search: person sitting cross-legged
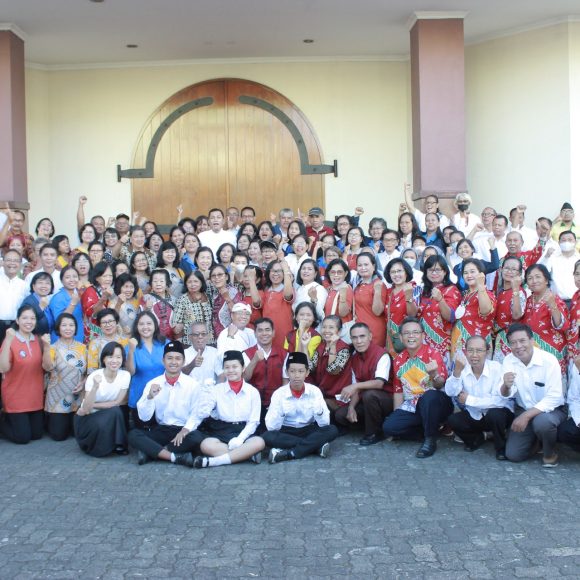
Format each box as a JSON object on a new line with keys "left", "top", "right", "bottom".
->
{"left": 382, "top": 317, "right": 452, "bottom": 458}
{"left": 128, "top": 341, "right": 206, "bottom": 467}
{"left": 557, "top": 355, "right": 580, "bottom": 454}
{"left": 444, "top": 335, "right": 514, "bottom": 460}
{"left": 192, "top": 350, "right": 265, "bottom": 468}
{"left": 263, "top": 351, "right": 339, "bottom": 464}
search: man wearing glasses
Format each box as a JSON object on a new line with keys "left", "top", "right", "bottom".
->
{"left": 382, "top": 317, "right": 451, "bottom": 458}
{"left": 183, "top": 321, "right": 222, "bottom": 385}
{"left": 445, "top": 335, "right": 514, "bottom": 460}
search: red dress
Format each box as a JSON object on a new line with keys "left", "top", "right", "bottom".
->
{"left": 566, "top": 289, "right": 580, "bottom": 361}
{"left": 385, "top": 283, "right": 417, "bottom": 358}
{"left": 324, "top": 285, "right": 354, "bottom": 323}
{"left": 493, "top": 289, "right": 526, "bottom": 361}
{"left": 354, "top": 280, "right": 388, "bottom": 346}
{"left": 242, "top": 290, "right": 265, "bottom": 329}
{"left": 418, "top": 284, "right": 462, "bottom": 365}
{"left": 311, "top": 339, "right": 352, "bottom": 398}
{"left": 523, "top": 294, "right": 569, "bottom": 376}
{"left": 81, "top": 285, "right": 110, "bottom": 343}
{"left": 262, "top": 287, "right": 295, "bottom": 350}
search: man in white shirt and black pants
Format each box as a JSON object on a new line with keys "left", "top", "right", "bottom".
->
{"left": 445, "top": 336, "right": 514, "bottom": 460}
{"left": 500, "top": 323, "right": 566, "bottom": 468}
{"left": 557, "top": 359, "right": 580, "bottom": 454}
{"left": 129, "top": 341, "right": 205, "bottom": 467}
{"left": 263, "top": 351, "right": 338, "bottom": 463}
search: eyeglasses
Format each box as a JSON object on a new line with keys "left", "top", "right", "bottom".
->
{"left": 481, "top": 212, "right": 496, "bottom": 217}
{"left": 101, "top": 319, "right": 116, "bottom": 326}
{"left": 466, "top": 348, "right": 486, "bottom": 355}
{"left": 429, "top": 268, "right": 444, "bottom": 273}
{"left": 211, "top": 273, "right": 226, "bottom": 279}
{"left": 502, "top": 266, "right": 520, "bottom": 272}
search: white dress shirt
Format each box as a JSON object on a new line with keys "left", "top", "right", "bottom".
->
{"left": 197, "top": 229, "right": 237, "bottom": 259}
{"left": 566, "top": 365, "right": 580, "bottom": 426}
{"left": 137, "top": 372, "right": 204, "bottom": 431}
{"left": 293, "top": 282, "right": 328, "bottom": 321}
{"left": 216, "top": 326, "right": 257, "bottom": 355}
{"left": 413, "top": 208, "right": 450, "bottom": 232}
{"left": 499, "top": 348, "right": 565, "bottom": 413}
{"left": 0, "top": 272, "right": 27, "bottom": 320}
{"left": 191, "top": 380, "right": 261, "bottom": 442}
{"left": 265, "top": 383, "right": 329, "bottom": 430}
{"left": 184, "top": 345, "right": 222, "bottom": 385}
{"left": 284, "top": 253, "right": 309, "bottom": 279}
{"left": 445, "top": 360, "right": 513, "bottom": 420}
{"left": 376, "top": 249, "right": 401, "bottom": 272}
{"left": 452, "top": 212, "right": 482, "bottom": 237}
{"left": 540, "top": 251, "right": 580, "bottom": 300}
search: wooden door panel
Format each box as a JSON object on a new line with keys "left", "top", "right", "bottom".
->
{"left": 131, "top": 78, "right": 325, "bottom": 227}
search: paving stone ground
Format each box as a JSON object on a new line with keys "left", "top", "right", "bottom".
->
{"left": 0, "top": 432, "right": 579, "bottom": 579}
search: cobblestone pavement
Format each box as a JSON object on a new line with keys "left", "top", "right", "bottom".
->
{"left": 1, "top": 432, "right": 579, "bottom": 579}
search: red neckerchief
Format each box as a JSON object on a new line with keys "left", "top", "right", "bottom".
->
{"left": 165, "top": 373, "right": 179, "bottom": 386}
{"left": 229, "top": 379, "right": 244, "bottom": 394}
{"left": 290, "top": 387, "right": 305, "bottom": 398}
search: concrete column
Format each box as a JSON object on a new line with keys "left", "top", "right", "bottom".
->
{"left": 0, "top": 28, "right": 28, "bottom": 212}
{"left": 410, "top": 13, "right": 466, "bottom": 206}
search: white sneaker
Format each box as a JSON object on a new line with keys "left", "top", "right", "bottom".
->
{"left": 319, "top": 442, "right": 331, "bottom": 458}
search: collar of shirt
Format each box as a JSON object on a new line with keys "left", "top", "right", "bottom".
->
{"left": 283, "top": 383, "right": 314, "bottom": 399}
{"left": 463, "top": 361, "right": 491, "bottom": 380}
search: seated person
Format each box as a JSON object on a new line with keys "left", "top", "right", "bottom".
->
{"left": 74, "top": 342, "right": 130, "bottom": 457}
{"left": 500, "top": 323, "right": 566, "bottom": 467}
{"left": 191, "top": 350, "right": 265, "bottom": 468}
{"left": 334, "top": 323, "right": 393, "bottom": 446}
{"left": 128, "top": 340, "right": 206, "bottom": 467}
{"left": 444, "top": 336, "right": 514, "bottom": 460}
{"left": 557, "top": 355, "right": 580, "bottom": 454}
{"left": 263, "top": 351, "right": 338, "bottom": 463}
{"left": 216, "top": 302, "right": 257, "bottom": 354}
{"left": 383, "top": 317, "right": 451, "bottom": 458}
{"left": 182, "top": 321, "right": 222, "bottom": 385}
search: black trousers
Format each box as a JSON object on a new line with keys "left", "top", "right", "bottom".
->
{"left": 557, "top": 417, "right": 580, "bottom": 452}
{"left": 447, "top": 408, "right": 514, "bottom": 452}
{"left": 383, "top": 390, "right": 454, "bottom": 439}
{"left": 334, "top": 390, "right": 393, "bottom": 436}
{"left": 1, "top": 410, "right": 44, "bottom": 444}
{"left": 128, "top": 424, "right": 204, "bottom": 459}
{"left": 46, "top": 413, "right": 75, "bottom": 441}
{"left": 262, "top": 423, "right": 339, "bottom": 459}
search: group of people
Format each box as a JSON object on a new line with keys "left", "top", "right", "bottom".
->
{"left": 1, "top": 186, "right": 580, "bottom": 469}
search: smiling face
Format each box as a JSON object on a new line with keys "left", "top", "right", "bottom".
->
{"left": 136, "top": 314, "right": 155, "bottom": 339}
{"left": 209, "top": 210, "right": 224, "bottom": 232}
{"left": 356, "top": 255, "right": 374, "bottom": 280}
{"left": 33, "top": 276, "right": 52, "bottom": 297}
{"left": 189, "top": 322, "right": 209, "bottom": 350}
{"left": 327, "top": 263, "right": 347, "bottom": 287}
{"left": 196, "top": 250, "right": 213, "bottom": 271}
{"left": 17, "top": 309, "right": 37, "bottom": 334}
{"left": 131, "top": 230, "right": 146, "bottom": 249}
{"left": 321, "top": 318, "right": 340, "bottom": 342}
{"left": 132, "top": 253, "right": 149, "bottom": 272}
{"left": 162, "top": 248, "right": 177, "bottom": 267}
{"left": 507, "top": 330, "right": 534, "bottom": 365}
{"left": 506, "top": 232, "right": 523, "bottom": 254}
{"left": 151, "top": 272, "right": 168, "bottom": 294}
{"left": 299, "top": 262, "right": 316, "bottom": 285}
{"left": 457, "top": 241, "right": 473, "bottom": 259}
{"left": 336, "top": 217, "right": 351, "bottom": 236}
{"left": 388, "top": 262, "right": 407, "bottom": 286}
{"left": 184, "top": 235, "right": 199, "bottom": 254}
{"left": 255, "top": 320, "right": 274, "bottom": 347}
{"left": 73, "top": 255, "right": 90, "bottom": 276}
{"left": 171, "top": 229, "right": 184, "bottom": 248}
{"left": 62, "top": 268, "right": 79, "bottom": 291}
{"left": 295, "top": 306, "right": 315, "bottom": 329}
{"left": 399, "top": 215, "right": 413, "bottom": 235}
{"left": 37, "top": 219, "right": 54, "bottom": 238}
{"left": 400, "top": 321, "right": 423, "bottom": 351}
{"left": 525, "top": 267, "right": 549, "bottom": 295}
{"left": 424, "top": 213, "right": 439, "bottom": 233}
{"left": 465, "top": 336, "right": 487, "bottom": 370}
{"left": 96, "top": 267, "right": 114, "bottom": 289}
{"left": 462, "top": 263, "right": 482, "bottom": 289}
{"left": 99, "top": 314, "right": 118, "bottom": 337}
{"left": 185, "top": 274, "right": 202, "bottom": 294}
{"left": 223, "top": 359, "right": 243, "bottom": 381}
{"left": 426, "top": 262, "right": 445, "bottom": 286}
{"left": 163, "top": 351, "right": 184, "bottom": 376}
{"left": 119, "top": 281, "right": 135, "bottom": 300}
{"left": 58, "top": 317, "right": 77, "bottom": 340}
{"left": 210, "top": 267, "right": 228, "bottom": 289}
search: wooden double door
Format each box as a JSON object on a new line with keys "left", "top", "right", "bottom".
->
{"left": 131, "top": 78, "right": 325, "bottom": 225}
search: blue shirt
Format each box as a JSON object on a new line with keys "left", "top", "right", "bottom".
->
{"left": 126, "top": 340, "right": 168, "bottom": 408}
{"left": 22, "top": 293, "right": 54, "bottom": 337}
{"left": 180, "top": 254, "right": 197, "bottom": 276}
{"left": 48, "top": 288, "right": 84, "bottom": 343}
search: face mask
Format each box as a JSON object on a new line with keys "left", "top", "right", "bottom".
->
{"left": 560, "top": 241, "right": 575, "bottom": 253}
{"left": 404, "top": 258, "right": 416, "bottom": 269}
{"left": 235, "top": 264, "right": 246, "bottom": 274}
{"left": 457, "top": 203, "right": 469, "bottom": 212}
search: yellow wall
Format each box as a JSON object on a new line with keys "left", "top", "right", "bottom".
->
{"left": 25, "top": 60, "right": 410, "bottom": 239}
{"left": 465, "top": 23, "right": 572, "bottom": 223}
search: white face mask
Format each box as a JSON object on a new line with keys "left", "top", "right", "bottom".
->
{"left": 560, "top": 241, "right": 575, "bottom": 253}
{"left": 404, "top": 258, "right": 416, "bottom": 269}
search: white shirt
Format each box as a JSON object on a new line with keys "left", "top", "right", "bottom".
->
{"left": 376, "top": 249, "right": 400, "bottom": 272}
{"left": 413, "top": 208, "right": 450, "bottom": 232}
{"left": 216, "top": 326, "right": 257, "bottom": 355}
{"left": 137, "top": 372, "right": 203, "bottom": 431}
{"left": 183, "top": 345, "right": 222, "bottom": 385}
{"left": 293, "top": 282, "right": 328, "bottom": 321}
{"left": 284, "top": 253, "right": 309, "bottom": 279}
{"left": 452, "top": 212, "right": 482, "bottom": 237}
{"left": 500, "top": 348, "right": 565, "bottom": 413}
{"left": 566, "top": 365, "right": 580, "bottom": 426}
{"left": 24, "top": 268, "right": 63, "bottom": 295}
{"left": 85, "top": 369, "right": 130, "bottom": 411}
{"left": 191, "top": 380, "right": 261, "bottom": 442}
{"left": 265, "top": 383, "right": 329, "bottom": 430}
{"left": 445, "top": 360, "right": 513, "bottom": 420}
{"left": 540, "top": 251, "right": 580, "bottom": 300}
{"left": 198, "top": 229, "right": 237, "bottom": 259}
{"left": 0, "top": 272, "right": 27, "bottom": 320}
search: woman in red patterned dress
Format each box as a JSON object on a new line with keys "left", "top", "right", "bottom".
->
{"left": 450, "top": 259, "right": 496, "bottom": 358}
{"left": 566, "top": 259, "right": 580, "bottom": 365}
{"left": 418, "top": 255, "right": 462, "bottom": 370}
{"left": 383, "top": 258, "right": 418, "bottom": 358}
{"left": 523, "top": 263, "right": 570, "bottom": 379}
{"left": 493, "top": 256, "right": 526, "bottom": 362}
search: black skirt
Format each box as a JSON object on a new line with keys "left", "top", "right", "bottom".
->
{"left": 74, "top": 407, "right": 128, "bottom": 457}
{"left": 200, "top": 417, "right": 245, "bottom": 443}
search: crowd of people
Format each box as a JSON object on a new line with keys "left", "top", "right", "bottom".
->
{"left": 1, "top": 186, "right": 580, "bottom": 469}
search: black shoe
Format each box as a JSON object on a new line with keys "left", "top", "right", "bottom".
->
{"left": 495, "top": 449, "right": 507, "bottom": 461}
{"left": 193, "top": 456, "right": 209, "bottom": 469}
{"left": 464, "top": 434, "right": 485, "bottom": 452}
{"left": 268, "top": 448, "right": 291, "bottom": 464}
{"left": 416, "top": 437, "right": 437, "bottom": 458}
{"left": 114, "top": 446, "right": 129, "bottom": 455}
{"left": 137, "top": 450, "right": 152, "bottom": 465}
{"left": 359, "top": 433, "right": 385, "bottom": 446}
{"left": 173, "top": 452, "right": 194, "bottom": 468}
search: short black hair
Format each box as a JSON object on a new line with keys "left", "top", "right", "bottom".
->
{"left": 506, "top": 322, "right": 533, "bottom": 341}
{"left": 100, "top": 341, "right": 126, "bottom": 368}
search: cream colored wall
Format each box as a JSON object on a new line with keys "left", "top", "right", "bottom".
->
{"left": 568, "top": 22, "right": 580, "bottom": 211}
{"left": 25, "top": 60, "right": 409, "bottom": 239}
{"left": 466, "top": 23, "right": 572, "bottom": 225}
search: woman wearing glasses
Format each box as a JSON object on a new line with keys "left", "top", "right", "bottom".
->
{"left": 206, "top": 264, "right": 242, "bottom": 339}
